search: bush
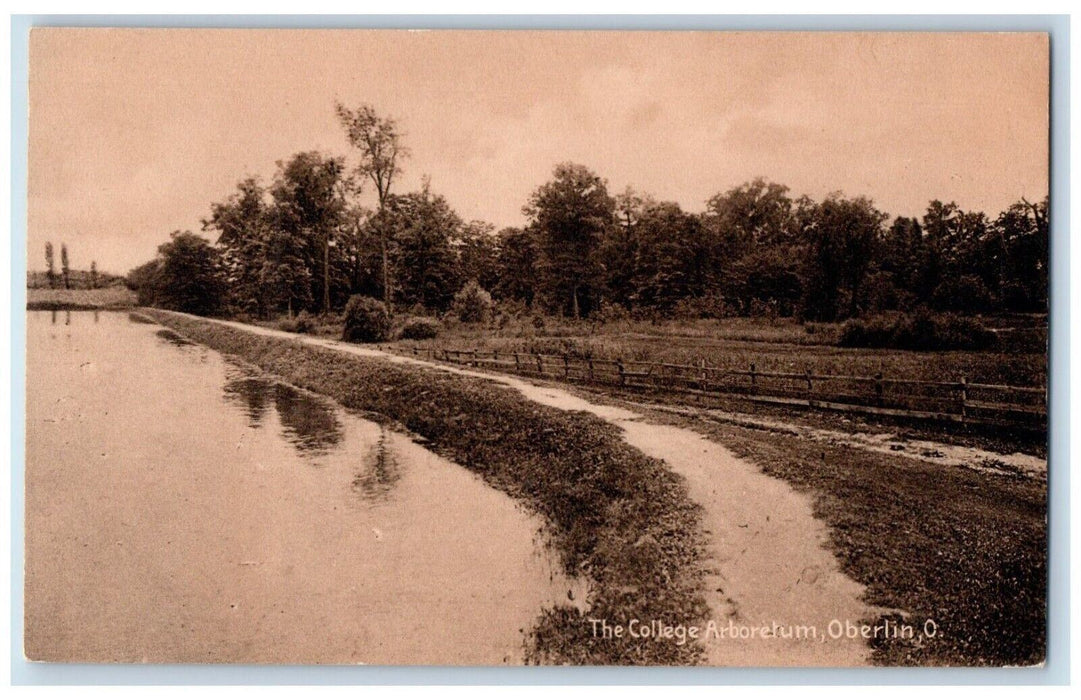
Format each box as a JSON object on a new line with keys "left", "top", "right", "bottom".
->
{"left": 399, "top": 316, "right": 441, "bottom": 340}
{"left": 839, "top": 311, "right": 997, "bottom": 351}
{"left": 342, "top": 295, "right": 391, "bottom": 343}
{"left": 277, "top": 310, "right": 316, "bottom": 334}
{"left": 452, "top": 280, "right": 493, "bottom": 323}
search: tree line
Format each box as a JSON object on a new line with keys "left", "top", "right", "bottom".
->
{"left": 128, "top": 103, "right": 1048, "bottom": 322}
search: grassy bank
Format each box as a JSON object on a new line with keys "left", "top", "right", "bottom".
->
{"left": 617, "top": 400, "right": 1047, "bottom": 667}
{"left": 26, "top": 286, "right": 136, "bottom": 310}
{"left": 143, "top": 309, "right": 709, "bottom": 665}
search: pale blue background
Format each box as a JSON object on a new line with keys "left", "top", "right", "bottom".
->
{"left": 9, "top": 13, "right": 1071, "bottom": 685}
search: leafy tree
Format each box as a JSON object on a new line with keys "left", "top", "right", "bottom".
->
{"left": 383, "top": 186, "right": 462, "bottom": 311}
{"left": 204, "top": 177, "right": 271, "bottom": 316}
{"left": 704, "top": 178, "right": 795, "bottom": 263}
{"left": 336, "top": 102, "right": 410, "bottom": 311}
{"left": 153, "top": 231, "right": 225, "bottom": 315}
{"left": 991, "top": 197, "right": 1048, "bottom": 311}
{"left": 493, "top": 226, "right": 539, "bottom": 305}
{"left": 602, "top": 187, "right": 652, "bottom": 307}
{"left": 799, "top": 194, "right": 886, "bottom": 321}
{"left": 524, "top": 163, "right": 615, "bottom": 317}
{"left": 456, "top": 220, "right": 501, "bottom": 293}
{"left": 126, "top": 259, "right": 163, "bottom": 306}
{"left": 630, "top": 201, "right": 710, "bottom": 309}
{"left": 269, "top": 151, "right": 349, "bottom": 314}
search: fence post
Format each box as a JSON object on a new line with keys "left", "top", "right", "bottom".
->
{"left": 750, "top": 362, "right": 757, "bottom": 395}
{"left": 617, "top": 358, "right": 626, "bottom": 387}
{"left": 805, "top": 368, "right": 813, "bottom": 396}
{"left": 588, "top": 358, "right": 595, "bottom": 382}
{"left": 563, "top": 353, "right": 570, "bottom": 379}
{"left": 874, "top": 372, "right": 883, "bottom": 406}
{"left": 493, "top": 350, "right": 499, "bottom": 365}
{"left": 536, "top": 353, "right": 544, "bottom": 374}
{"left": 470, "top": 349, "right": 478, "bottom": 367}
{"left": 514, "top": 352, "right": 521, "bottom": 372}
{"left": 960, "top": 375, "right": 968, "bottom": 421}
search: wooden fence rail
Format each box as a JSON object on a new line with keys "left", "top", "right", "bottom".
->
{"left": 381, "top": 345, "right": 1047, "bottom": 430}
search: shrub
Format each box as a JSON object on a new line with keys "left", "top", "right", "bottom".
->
{"left": 342, "top": 295, "right": 391, "bottom": 343}
{"left": 294, "top": 310, "right": 316, "bottom": 334}
{"left": 399, "top": 316, "right": 441, "bottom": 340}
{"left": 839, "top": 311, "right": 997, "bottom": 351}
{"left": 453, "top": 280, "right": 493, "bottom": 323}
{"left": 278, "top": 310, "right": 316, "bottom": 334}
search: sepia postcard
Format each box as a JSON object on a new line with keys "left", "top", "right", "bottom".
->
{"left": 24, "top": 27, "right": 1050, "bottom": 668}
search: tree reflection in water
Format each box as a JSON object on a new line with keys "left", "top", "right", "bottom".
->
{"left": 222, "top": 370, "right": 343, "bottom": 456}
{"left": 352, "top": 425, "right": 400, "bottom": 501}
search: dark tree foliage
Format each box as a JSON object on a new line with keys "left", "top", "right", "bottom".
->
{"left": 128, "top": 231, "right": 225, "bottom": 315}
{"left": 494, "top": 226, "right": 540, "bottom": 305}
{"left": 524, "top": 163, "right": 616, "bottom": 318}
{"left": 629, "top": 201, "right": 711, "bottom": 310}
{"left": 44, "top": 242, "right": 56, "bottom": 289}
{"left": 60, "top": 243, "right": 71, "bottom": 290}
{"left": 799, "top": 194, "right": 887, "bottom": 321}
{"left": 456, "top": 220, "right": 502, "bottom": 293}
{"left": 383, "top": 187, "right": 463, "bottom": 312}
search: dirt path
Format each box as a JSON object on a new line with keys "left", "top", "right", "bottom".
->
{"left": 195, "top": 317, "right": 875, "bottom": 666}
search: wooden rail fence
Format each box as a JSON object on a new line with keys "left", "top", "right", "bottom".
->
{"left": 381, "top": 345, "right": 1047, "bottom": 430}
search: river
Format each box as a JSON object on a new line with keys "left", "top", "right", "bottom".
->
{"left": 24, "top": 310, "right": 579, "bottom": 664}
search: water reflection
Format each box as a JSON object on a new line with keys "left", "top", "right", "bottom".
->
{"left": 222, "top": 376, "right": 272, "bottom": 427}
{"left": 352, "top": 427, "right": 401, "bottom": 501}
{"left": 273, "top": 383, "right": 343, "bottom": 455}
{"left": 222, "top": 372, "right": 343, "bottom": 456}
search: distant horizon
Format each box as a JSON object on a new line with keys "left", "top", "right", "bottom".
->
{"left": 29, "top": 29, "right": 1049, "bottom": 275}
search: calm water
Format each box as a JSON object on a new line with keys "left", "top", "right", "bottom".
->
{"left": 25, "top": 311, "right": 581, "bottom": 664}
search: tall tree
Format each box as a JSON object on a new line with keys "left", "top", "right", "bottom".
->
{"left": 991, "top": 197, "right": 1049, "bottom": 310}
{"left": 524, "top": 163, "right": 616, "bottom": 318}
{"left": 89, "top": 261, "right": 98, "bottom": 289}
{"left": 204, "top": 177, "right": 271, "bottom": 316}
{"left": 456, "top": 220, "right": 501, "bottom": 293}
{"left": 799, "top": 194, "right": 886, "bottom": 320}
{"left": 335, "top": 102, "right": 410, "bottom": 311}
{"left": 44, "top": 242, "right": 55, "bottom": 289}
{"left": 383, "top": 186, "right": 463, "bottom": 311}
{"left": 630, "top": 201, "right": 710, "bottom": 309}
{"left": 269, "top": 151, "right": 349, "bottom": 315}
{"left": 60, "top": 243, "right": 70, "bottom": 290}
{"left": 494, "top": 226, "right": 540, "bottom": 305}
{"left": 153, "top": 231, "right": 225, "bottom": 315}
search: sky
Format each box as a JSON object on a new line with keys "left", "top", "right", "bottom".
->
{"left": 28, "top": 29, "right": 1049, "bottom": 275}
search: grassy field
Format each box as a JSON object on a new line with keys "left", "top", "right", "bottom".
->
{"left": 26, "top": 285, "right": 136, "bottom": 310}
{"left": 380, "top": 314, "right": 1047, "bottom": 388}
{"left": 143, "top": 310, "right": 710, "bottom": 665}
